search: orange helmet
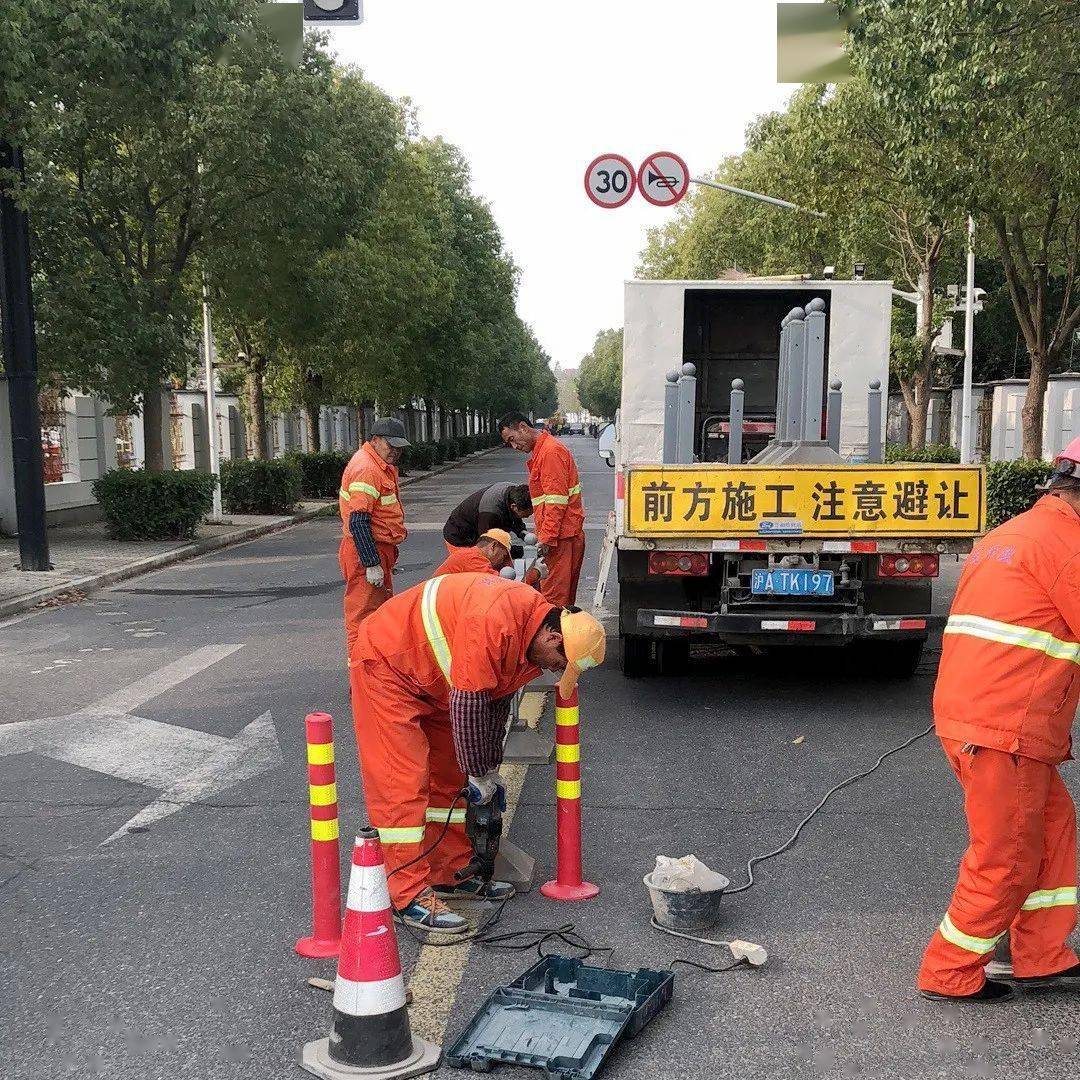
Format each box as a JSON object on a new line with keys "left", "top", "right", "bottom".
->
{"left": 479, "top": 529, "right": 512, "bottom": 553}
{"left": 557, "top": 609, "right": 606, "bottom": 697}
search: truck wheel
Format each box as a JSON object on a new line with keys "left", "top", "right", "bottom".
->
{"left": 621, "top": 635, "right": 653, "bottom": 677}
{"left": 656, "top": 638, "right": 690, "bottom": 676}
{"left": 858, "top": 639, "right": 926, "bottom": 679}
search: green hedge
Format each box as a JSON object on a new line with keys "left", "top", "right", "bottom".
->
{"left": 884, "top": 442, "right": 961, "bottom": 464}
{"left": 285, "top": 451, "right": 351, "bottom": 498}
{"left": 221, "top": 458, "right": 302, "bottom": 515}
{"left": 92, "top": 469, "right": 216, "bottom": 541}
{"left": 986, "top": 459, "right": 1054, "bottom": 528}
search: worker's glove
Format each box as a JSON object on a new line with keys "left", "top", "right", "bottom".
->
{"left": 365, "top": 564, "right": 385, "bottom": 588}
{"left": 466, "top": 770, "right": 507, "bottom": 811}
{"left": 531, "top": 556, "right": 549, "bottom": 582}
{"left": 536, "top": 542, "right": 552, "bottom": 557}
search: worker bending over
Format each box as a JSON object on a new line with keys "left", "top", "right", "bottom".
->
{"left": 919, "top": 438, "right": 1080, "bottom": 1002}
{"left": 443, "top": 482, "right": 533, "bottom": 555}
{"left": 351, "top": 573, "right": 604, "bottom": 931}
{"left": 434, "top": 529, "right": 513, "bottom": 576}
{"left": 498, "top": 412, "right": 585, "bottom": 607}
{"left": 338, "top": 417, "right": 409, "bottom": 655}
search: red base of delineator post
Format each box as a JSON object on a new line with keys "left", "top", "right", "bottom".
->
{"left": 295, "top": 934, "right": 341, "bottom": 959}
{"left": 540, "top": 879, "right": 599, "bottom": 901}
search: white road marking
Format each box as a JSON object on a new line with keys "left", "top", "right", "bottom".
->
{"left": 0, "top": 644, "right": 279, "bottom": 846}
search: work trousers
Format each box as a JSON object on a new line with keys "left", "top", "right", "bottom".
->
{"left": 349, "top": 655, "right": 472, "bottom": 909}
{"left": 918, "top": 736, "right": 1078, "bottom": 996}
{"left": 339, "top": 538, "right": 397, "bottom": 659}
{"left": 540, "top": 533, "right": 585, "bottom": 608}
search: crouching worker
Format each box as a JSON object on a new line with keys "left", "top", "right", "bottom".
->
{"left": 350, "top": 572, "right": 605, "bottom": 932}
{"left": 433, "top": 529, "right": 513, "bottom": 577}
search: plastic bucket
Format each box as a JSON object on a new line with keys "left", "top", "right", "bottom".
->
{"left": 643, "top": 870, "right": 729, "bottom": 931}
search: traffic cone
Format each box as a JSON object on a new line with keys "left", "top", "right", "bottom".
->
{"left": 302, "top": 827, "right": 440, "bottom": 1080}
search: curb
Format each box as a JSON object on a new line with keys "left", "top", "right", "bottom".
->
{"left": 0, "top": 446, "right": 504, "bottom": 621}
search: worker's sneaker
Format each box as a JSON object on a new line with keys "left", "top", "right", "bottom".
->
{"left": 1013, "top": 962, "right": 1080, "bottom": 988}
{"left": 920, "top": 980, "right": 1014, "bottom": 1003}
{"left": 433, "top": 878, "right": 516, "bottom": 902}
{"left": 395, "top": 890, "right": 469, "bottom": 934}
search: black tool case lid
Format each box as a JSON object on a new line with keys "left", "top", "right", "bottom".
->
{"left": 446, "top": 956, "right": 674, "bottom": 1080}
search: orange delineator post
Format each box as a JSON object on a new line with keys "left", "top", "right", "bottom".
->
{"left": 296, "top": 712, "right": 343, "bottom": 958}
{"left": 540, "top": 687, "right": 599, "bottom": 901}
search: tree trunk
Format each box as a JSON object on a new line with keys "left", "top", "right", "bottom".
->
{"left": 142, "top": 385, "right": 165, "bottom": 473}
{"left": 1022, "top": 345, "right": 1050, "bottom": 459}
{"left": 907, "top": 271, "right": 936, "bottom": 449}
{"left": 244, "top": 363, "right": 268, "bottom": 459}
{"left": 306, "top": 402, "right": 322, "bottom": 452}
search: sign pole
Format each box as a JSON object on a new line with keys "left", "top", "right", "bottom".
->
{"left": 960, "top": 216, "right": 976, "bottom": 464}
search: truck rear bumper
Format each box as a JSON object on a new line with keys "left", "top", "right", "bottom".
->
{"left": 636, "top": 608, "right": 943, "bottom": 642}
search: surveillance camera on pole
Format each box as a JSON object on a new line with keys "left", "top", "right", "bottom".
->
{"left": 303, "top": 0, "right": 362, "bottom": 22}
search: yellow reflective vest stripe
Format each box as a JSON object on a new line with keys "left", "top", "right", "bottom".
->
{"left": 945, "top": 614, "right": 1080, "bottom": 665}
{"left": 348, "top": 481, "right": 381, "bottom": 499}
{"left": 421, "top": 576, "right": 453, "bottom": 681}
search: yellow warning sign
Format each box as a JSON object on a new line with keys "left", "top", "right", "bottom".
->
{"left": 625, "top": 465, "right": 985, "bottom": 537}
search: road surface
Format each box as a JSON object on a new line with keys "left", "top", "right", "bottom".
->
{"left": 3, "top": 437, "right": 1077, "bottom": 1079}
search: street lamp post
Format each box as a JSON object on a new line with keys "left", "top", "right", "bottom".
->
{"left": 960, "top": 215, "right": 976, "bottom": 464}
{"left": 201, "top": 273, "right": 223, "bottom": 523}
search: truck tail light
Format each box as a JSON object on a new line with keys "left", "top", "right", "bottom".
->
{"left": 878, "top": 553, "right": 939, "bottom": 578}
{"left": 648, "top": 551, "right": 709, "bottom": 577}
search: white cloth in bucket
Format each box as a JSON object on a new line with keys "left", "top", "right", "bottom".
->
{"left": 650, "top": 855, "right": 728, "bottom": 893}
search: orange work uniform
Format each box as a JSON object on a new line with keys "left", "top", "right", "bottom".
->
{"left": 527, "top": 431, "right": 585, "bottom": 607}
{"left": 338, "top": 442, "right": 406, "bottom": 656}
{"left": 433, "top": 546, "right": 497, "bottom": 577}
{"left": 919, "top": 495, "right": 1080, "bottom": 996}
{"left": 350, "top": 573, "right": 554, "bottom": 907}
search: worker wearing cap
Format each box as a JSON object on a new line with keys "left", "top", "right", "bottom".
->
{"left": 434, "top": 530, "right": 513, "bottom": 576}
{"left": 443, "top": 482, "right": 533, "bottom": 555}
{"left": 498, "top": 412, "right": 586, "bottom": 607}
{"left": 338, "top": 417, "right": 409, "bottom": 656}
{"left": 918, "top": 437, "right": 1080, "bottom": 1003}
{"left": 350, "top": 573, "right": 605, "bottom": 932}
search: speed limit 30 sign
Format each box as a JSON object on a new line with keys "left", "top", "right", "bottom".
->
{"left": 584, "top": 153, "right": 637, "bottom": 209}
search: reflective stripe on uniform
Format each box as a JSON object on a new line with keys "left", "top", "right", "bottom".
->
{"left": 339, "top": 487, "right": 351, "bottom": 502}
{"left": 349, "top": 481, "right": 380, "bottom": 499}
{"left": 421, "top": 576, "right": 452, "bottom": 681}
{"left": 377, "top": 825, "right": 426, "bottom": 844}
{"left": 568, "top": 484, "right": 581, "bottom": 497}
{"left": 1022, "top": 886, "right": 1078, "bottom": 910}
{"left": 425, "top": 807, "right": 467, "bottom": 825}
{"left": 938, "top": 912, "right": 1003, "bottom": 955}
{"left": 534, "top": 493, "right": 569, "bottom": 506}
{"left": 380, "top": 493, "right": 398, "bottom": 505}
{"left": 944, "top": 614, "right": 1080, "bottom": 665}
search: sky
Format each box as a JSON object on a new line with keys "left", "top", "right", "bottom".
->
{"left": 323, "top": 1, "right": 797, "bottom": 373}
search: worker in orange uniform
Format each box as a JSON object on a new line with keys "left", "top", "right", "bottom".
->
{"left": 351, "top": 573, "right": 605, "bottom": 932}
{"left": 918, "top": 438, "right": 1080, "bottom": 1003}
{"left": 434, "top": 529, "right": 513, "bottom": 576}
{"left": 338, "top": 417, "right": 409, "bottom": 656}
{"left": 498, "top": 412, "right": 585, "bottom": 607}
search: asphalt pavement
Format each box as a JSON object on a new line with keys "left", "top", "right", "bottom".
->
{"left": 3, "top": 437, "right": 1078, "bottom": 1080}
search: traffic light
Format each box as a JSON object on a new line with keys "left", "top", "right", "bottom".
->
{"left": 303, "top": 0, "right": 362, "bottom": 22}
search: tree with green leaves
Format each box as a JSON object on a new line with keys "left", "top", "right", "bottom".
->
{"left": 575, "top": 328, "right": 622, "bottom": 420}
{"left": 847, "top": 0, "right": 1080, "bottom": 457}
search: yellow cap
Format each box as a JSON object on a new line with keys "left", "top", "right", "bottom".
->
{"left": 480, "top": 529, "right": 512, "bottom": 553}
{"left": 557, "top": 609, "right": 606, "bottom": 697}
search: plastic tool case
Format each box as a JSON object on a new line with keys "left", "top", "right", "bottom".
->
{"left": 446, "top": 956, "right": 674, "bottom": 1079}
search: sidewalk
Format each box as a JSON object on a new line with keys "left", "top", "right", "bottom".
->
{"left": 0, "top": 448, "right": 498, "bottom": 620}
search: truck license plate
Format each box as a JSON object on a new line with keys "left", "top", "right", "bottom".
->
{"left": 751, "top": 569, "right": 834, "bottom": 596}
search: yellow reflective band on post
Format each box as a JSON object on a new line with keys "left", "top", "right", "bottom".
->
{"left": 555, "top": 743, "right": 580, "bottom": 763}
{"left": 311, "top": 818, "right": 339, "bottom": 842}
{"left": 421, "top": 576, "right": 453, "bottom": 681}
{"left": 349, "top": 481, "right": 380, "bottom": 499}
{"left": 309, "top": 782, "right": 337, "bottom": 807}
{"left": 938, "top": 912, "right": 1003, "bottom": 955}
{"left": 945, "top": 615, "right": 1080, "bottom": 665}
{"left": 380, "top": 493, "right": 398, "bottom": 506}
{"left": 425, "top": 807, "right": 467, "bottom": 825}
{"left": 1022, "top": 886, "right": 1078, "bottom": 911}
{"left": 555, "top": 707, "right": 579, "bottom": 726}
{"left": 377, "top": 826, "right": 426, "bottom": 844}
{"left": 556, "top": 779, "right": 581, "bottom": 800}
{"left": 307, "top": 742, "right": 334, "bottom": 765}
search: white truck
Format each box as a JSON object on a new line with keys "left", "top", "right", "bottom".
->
{"left": 602, "top": 278, "right": 985, "bottom": 677}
